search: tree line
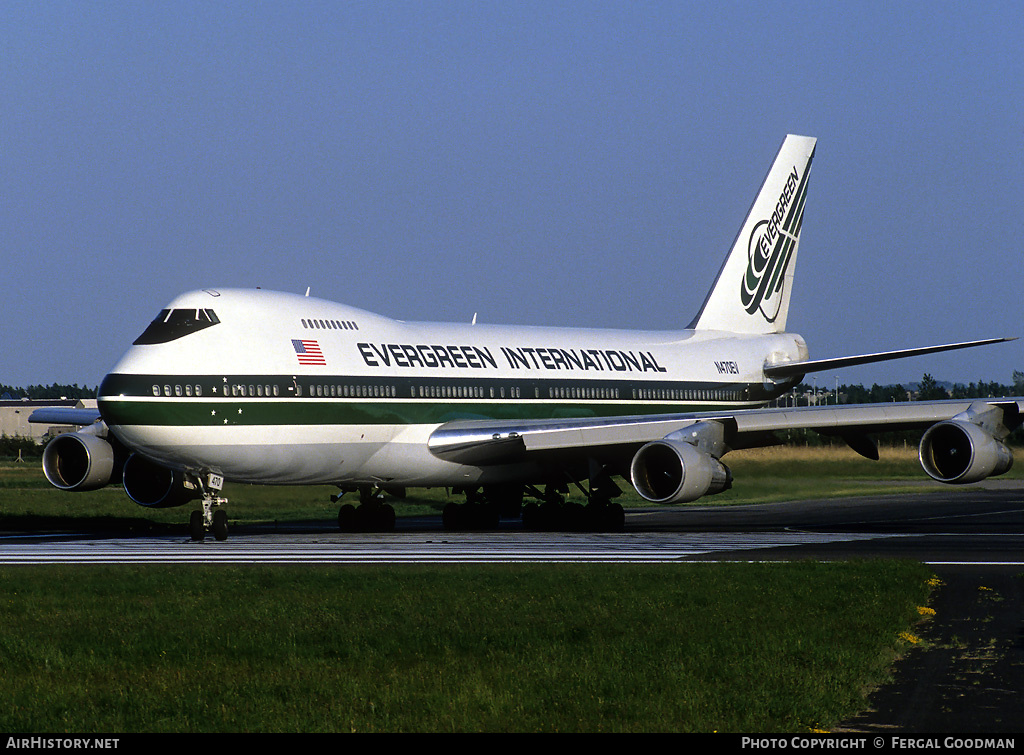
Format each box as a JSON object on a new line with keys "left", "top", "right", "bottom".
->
{"left": 796, "top": 371, "right": 1024, "bottom": 406}
{"left": 0, "top": 383, "right": 98, "bottom": 401}
{"left": 779, "top": 371, "right": 1024, "bottom": 446}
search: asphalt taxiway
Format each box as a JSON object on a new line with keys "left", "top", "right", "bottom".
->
{"left": 1, "top": 482, "right": 1021, "bottom": 565}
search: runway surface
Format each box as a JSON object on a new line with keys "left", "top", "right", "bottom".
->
{"left": 2, "top": 482, "right": 1021, "bottom": 565}
{"left": 0, "top": 530, "right": 901, "bottom": 564}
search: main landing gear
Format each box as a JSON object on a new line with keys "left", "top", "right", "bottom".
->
{"left": 329, "top": 468, "right": 627, "bottom": 534}
{"left": 336, "top": 485, "right": 397, "bottom": 532}
{"left": 188, "top": 474, "right": 229, "bottom": 542}
{"left": 519, "top": 463, "right": 626, "bottom": 532}
{"left": 441, "top": 486, "right": 508, "bottom": 531}
{"left": 441, "top": 479, "right": 625, "bottom": 533}
{"left": 520, "top": 484, "right": 625, "bottom": 533}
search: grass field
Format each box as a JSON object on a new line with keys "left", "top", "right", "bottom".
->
{"left": 0, "top": 445, "right": 1003, "bottom": 732}
{"left": 0, "top": 562, "right": 935, "bottom": 733}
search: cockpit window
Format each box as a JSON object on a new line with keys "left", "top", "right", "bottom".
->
{"left": 133, "top": 308, "right": 221, "bottom": 345}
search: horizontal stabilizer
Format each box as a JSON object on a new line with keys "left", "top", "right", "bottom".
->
{"left": 763, "top": 337, "right": 1016, "bottom": 380}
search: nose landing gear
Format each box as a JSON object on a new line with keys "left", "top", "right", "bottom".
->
{"left": 188, "top": 474, "right": 229, "bottom": 542}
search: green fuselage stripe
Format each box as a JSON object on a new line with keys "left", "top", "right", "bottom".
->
{"left": 98, "top": 399, "right": 750, "bottom": 427}
{"left": 98, "top": 372, "right": 780, "bottom": 426}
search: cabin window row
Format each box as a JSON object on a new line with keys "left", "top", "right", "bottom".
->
{"left": 632, "top": 387, "right": 742, "bottom": 401}
{"left": 412, "top": 385, "right": 521, "bottom": 399}
{"left": 303, "top": 384, "right": 396, "bottom": 398}
{"left": 547, "top": 386, "right": 620, "bottom": 400}
{"left": 148, "top": 382, "right": 742, "bottom": 403}
{"left": 229, "top": 384, "right": 281, "bottom": 397}
{"left": 302, "top": 318, "right": 359, "bottom": 331}
{"left": 152, "top": 384, "right": 284, "bottom": 398}
{"left": 151, "top": 383, "right": 397, "bottom": 399}
{"left": 153, "top": 384, "right": 205, "bottom": 397}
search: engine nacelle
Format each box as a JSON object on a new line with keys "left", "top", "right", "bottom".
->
{"left": 630, "top": 439, "right": 732, "bottom": 504}
{"left": 919, "top": 420, "right": 1013, "bottom": 484}
{"left": 122, "top": 453, "right": 201, "bottom": 508}
{"left": 42, "top": 429, "right": 119, "bottom": 492}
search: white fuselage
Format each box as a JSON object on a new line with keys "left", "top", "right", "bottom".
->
{"left": 98, "top": 288, "right": 808, "bottom": 486}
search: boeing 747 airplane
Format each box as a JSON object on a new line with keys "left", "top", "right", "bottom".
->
{"left": 32, "top": 135, "right": 1020, "bottom": 540}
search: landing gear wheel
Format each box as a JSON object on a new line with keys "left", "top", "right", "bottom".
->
{"left": 357, "top": 502, "right": 395, "bottom": 532}
{"left": 522, "top": 501, "right": 541, "bottom": 530}
{"left": 483, "top": 484, "right": 524, "bottom": 518}
{"left": 583, "top": 500, "right": 625, "bottom": 532}
{"left": 189, "top": 510, "right": 204, "bottom": 542}
{"left": 442, "top": 502, "right": 460, "bottom": 531}
{"left": 212, "top": 509, "right": 228, "bottom": 541}
{"left": 442, "top": 501, "right": 499, "bottom": 531}
{"left": 380, "top": 503, "right": 396, "bottom": 532}
{"left": 522, "top": 496, "right": 624, "bottom": 532}
{"left": 605, "top": 502, "right": 625, "bottom": 532}
{"left": 338, "top": 503, "right": 357, "bottom": 532}
{"left": 339, "top": 501, "right": 396, "bottom": 532}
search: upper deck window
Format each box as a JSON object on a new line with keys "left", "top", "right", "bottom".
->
{"left": 133, "top": 308, "right": 221, "bottom": 345}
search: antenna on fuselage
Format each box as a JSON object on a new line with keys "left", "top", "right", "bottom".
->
{"left": 305, "top": 287, "right": 310, "bottom": 297}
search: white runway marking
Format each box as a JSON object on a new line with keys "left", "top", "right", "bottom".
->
{"left": 0, "top": 531, "right": 895, "bottom": 564}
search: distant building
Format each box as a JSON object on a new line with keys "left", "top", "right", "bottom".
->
{"left": 0, "top": 399, "right": 98, "bottom": 442}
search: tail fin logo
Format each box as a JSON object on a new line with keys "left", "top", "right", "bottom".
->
{"left": 740, "top": 165, "right": 809, "bottom": 322}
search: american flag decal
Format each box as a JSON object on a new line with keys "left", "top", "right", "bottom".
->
{"left": 292, "top": 339, "right": 326, "bottom": 365}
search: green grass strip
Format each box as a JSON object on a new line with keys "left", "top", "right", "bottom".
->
{"left": 0, "top": 561, "right": 933, "bottom": 733}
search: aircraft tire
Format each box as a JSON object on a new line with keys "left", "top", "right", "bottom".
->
{"left": 212, "top": 509, "right": 228, "bottom": 541}
{"left": 479, "top": 502, "right": 500, "bottom": 529}
{"left": 565, "top": 501, "right": 586, "bottom": 531}
{"left": 606, "top": 502, "right": 625, "bottom": 532}
{"left": 586, "top": 502, "right": 624, "bottom": 532}
{"left": 338, "top": 504, "right": 357, "bottom": 532}
{"left": 541, "top": 501, "right": 565, "bottom": 531}
{"left": 484, "top": 484, "right": 524, "bottom": 517}
{"left": 522, "top": 502, "right": 540, "bottom": 530}
{"left": 380, "top": 503, "right": 396, "bottom": 532}
{"left": 355, "top": 502, "right": 395, "bottom": 532}
{"left": 442, "top": 502, "right": 499, "bottom": 531}
{"left": 442, "top": 502, "right": 460, "bottom": 530}
{"left": 189, "top": 510, "right": 204, "bottom": 542}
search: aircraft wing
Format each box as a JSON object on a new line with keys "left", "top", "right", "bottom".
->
{"left": 428, "top": 398, "right": 1024, "bottom": 465}
{"left": 28, "top": 407, "right": 103, "bottom": 426}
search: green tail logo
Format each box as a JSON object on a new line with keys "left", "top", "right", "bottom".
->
{"left": 740, "top": 165, "right": 810, "bottom": 322}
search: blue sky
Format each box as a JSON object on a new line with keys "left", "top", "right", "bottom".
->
{"left": 3, "top": 1, "right": 1021, "bottom": 389}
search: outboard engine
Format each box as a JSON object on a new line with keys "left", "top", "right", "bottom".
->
{"left": 630, "top": 439, "right": 733, "bottom": 503}
{"left": 919, "top": 420, "right": 1013, "bottom": 484}
{"left": 42, "top": 427, "right": 122, "bottom": 492}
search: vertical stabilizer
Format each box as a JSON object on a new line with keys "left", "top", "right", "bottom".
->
{"left": 689, "top": 134, "right": 816, "bottom": 334}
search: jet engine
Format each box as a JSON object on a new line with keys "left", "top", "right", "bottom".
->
{"left": 630, "top": 438, "right": 733, "bottom": 503}
{"left": 919, "top": 420, "right": 1013, "bottom": 484}
{"left": 122, "top": 453, "right": 201, "bottom": 508}
{"left": 42, "top": 428, "right": 120, "bottom": 492}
